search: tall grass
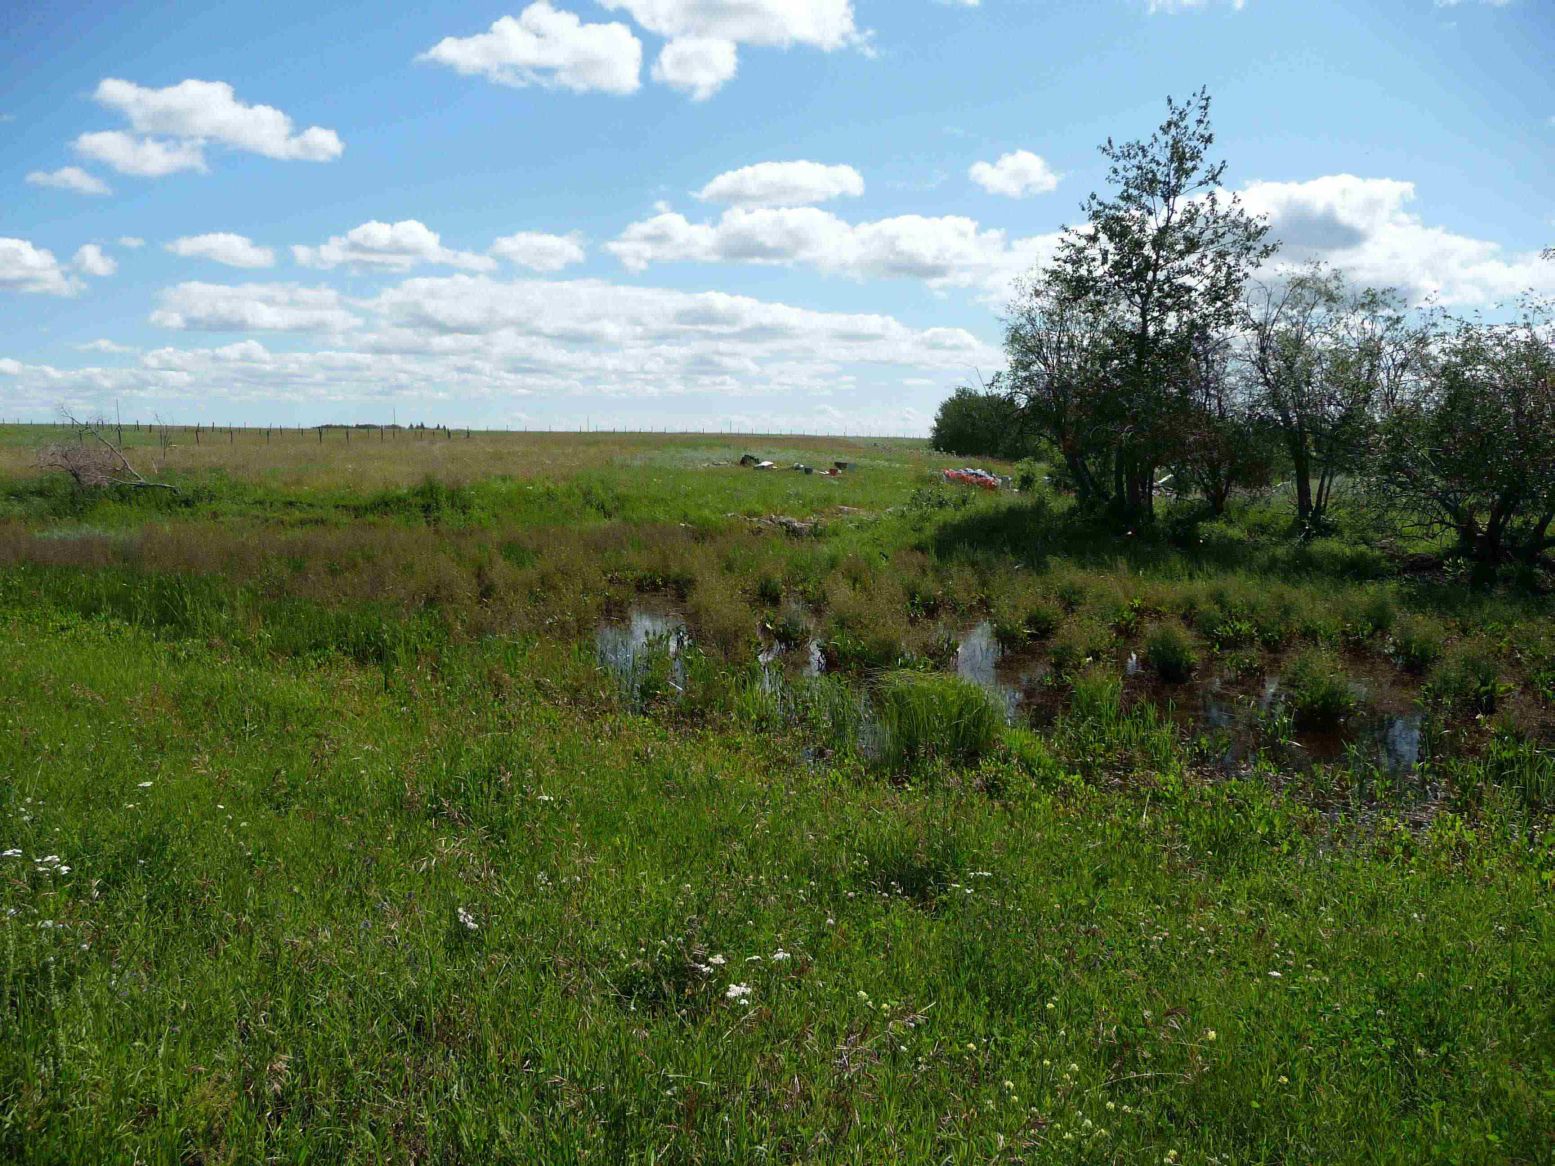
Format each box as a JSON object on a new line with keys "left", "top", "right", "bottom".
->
{"left": 874, "top": 671, "right": 1004, "bottom": 770}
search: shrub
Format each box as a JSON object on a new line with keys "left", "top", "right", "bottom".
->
{"left": 1144, "top": 621, "right": 1198, "bottom": 684}
{"left": 874, "top": 672, "right": 1004, "bottom": 769}
{"left": 1427, "top": 644, "right": 1504, "bottom": 715}
{"left": 1021, "top": 599, "right": 1062, "bottom": 641}
{"left": 1049, "top": 617, "right": 1110, "bottom": 675}
{"left": 1390, "top": 614, "right": 1446, "bottom": 674}
{"left": 1282, "top": 649, "right": 1359, "bottom": 728}
{"left": 1340, "top": 590, "right": 1396, "bottom": 644}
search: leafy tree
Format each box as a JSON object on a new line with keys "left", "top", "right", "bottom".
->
{"left": 1375, "top": 306, "right": 1555, "bottom": 564}
{"left": 1170, "top": 333, "right": 1275, "bottom": 515}
{"left": 1247, "top": 265, "right": 1423, "bottom": 533}
{"left": 1009, "top": 89, "right": 1275, "bottom": 521}
{"left": 1003, "top": 279, "right": 1116, "bottom": 503}
{"left": 929, "top": 382, "right": 1031, "bottom": 459}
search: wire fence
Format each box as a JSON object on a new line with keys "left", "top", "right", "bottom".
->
{"left": 0, "top": 420, "right": 926, "bottom": 443}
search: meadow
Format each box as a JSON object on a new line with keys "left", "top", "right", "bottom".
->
{"left": 1, "top": 424, "right": 1552, "bottom": 1163}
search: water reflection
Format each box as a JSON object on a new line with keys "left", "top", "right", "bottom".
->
{"left": 596, "top": 605, "right": 690, "bottom": 691}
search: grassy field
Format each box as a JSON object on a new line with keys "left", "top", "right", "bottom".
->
{"left": 2, "top": 427, "right": 1553, "bottom": 1163}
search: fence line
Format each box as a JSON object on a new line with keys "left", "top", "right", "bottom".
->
{"left": 2, "top": 421, "right": 925, "bottom": 441}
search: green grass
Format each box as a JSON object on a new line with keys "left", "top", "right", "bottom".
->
{"left": 2, "top": 430, "right": 1554, "bottom": 1162}
{"left": 874, "top": 671, "right": 1006, "bottom": 770}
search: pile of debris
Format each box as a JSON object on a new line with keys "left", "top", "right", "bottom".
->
{"left": 942, "top": 467, "right": 1005, "bottom": 491}
{"left": 739, "top": 455, "right": 850, "bottom": 478}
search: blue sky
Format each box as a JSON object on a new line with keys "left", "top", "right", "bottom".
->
{"left": 1, "top": 0, "right": 1551, "bottom": 433}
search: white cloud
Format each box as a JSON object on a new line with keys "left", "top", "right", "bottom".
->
{"left": 969, "top": 151, "right": 1060, "bottom": 198}
{"left": 118, "top": 236, "right": 146, "bottom": 249}
{"left": 78, "top": 338, "right": 137, "bottom": 354}
{"left": 150, "top": 282, "right": 361, "bottom": 332}
{"left": 73, "top": 244, "right": 117, "bottom": 277}
{"left": 1146, "top": 0, "right": 1246, "bottom": 10}
{"left": 75, "top": 131, "right": 206, "bottom": 177}
{"left": 4, "top": 273, "right": 992, "bottom": 426}
{"left": 26, "top": 166, "right": 111, "bottom": 196}
{"left": 166, "top": 233, "right": 276, "bottom": 269}
{"left": 293, "top": 220, "right": 497, "bottom": 273}
{"left": 652, "top": 37, "right": 739, "bottom": 100}
{"left": 598, "top": 0, "right": 862, "bottom": 49}
{"left": 696, "top": 160, "right": 864, "bottom": 208}
{"left": 0, "top": 237, "right": 81, "bottom": 295}
{"left": 1241, "top": 174, "right": 1555, "bottom": 306}
{"left": 608, "top": 205, "right": 1059, "bottom": 302}
{"left": 420, "top": 4, "right": 643, "bottom": 95}
{"left": 92, "top": 78, "right": 342, "bottom": 162}
{"left": 490, "top": 231, "right": 587, "bottom": 271}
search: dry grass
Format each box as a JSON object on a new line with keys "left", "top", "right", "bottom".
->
{"left": 0, "top": 424, "right": 926, "bottom": 491}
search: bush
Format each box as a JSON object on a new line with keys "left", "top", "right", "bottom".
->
{"left": 1428, "top": 644, "right": 1504, "bottom": 714}
{"left": 874, "top": 672, "right": 1004, "bottom": 769}
{"left": 1282, "top": 649, "right": 1359, "bottom": 728}
{"left": 930, "top": 385, "right": 1031, "bottom": 459}
{"left": 1390, "top": 614, "right": 1446, "bottom": 674}
{"left": 1049, "top": 617, "right": 1110, "bottom": 675}
{"left": 1144, "top": 621, "right": 1198, "bottom": 684}
{"left": 1340, "top": 590, "right": 1396, "bottom": 643}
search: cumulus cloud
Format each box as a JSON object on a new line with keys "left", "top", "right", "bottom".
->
{"left": 166, "top": 233, "right": 276, "bottom": 269}
{"left": 1147, "top": 0, "right": 1246, "bottom": 11}
{"left": 91, "top": 78, "right": 342, "bottom": 163}
{"left": 26, "top": 166, "right": 111, "bottom": 195}
{"left": 0, "top": 237, "right": 81, "bottom": 295}
{"left": 118, "top": 236, "right": 146, "bottom": 249}
{"left": 652, "top": 37, "right": 738, "bottom": 100}
{"left": 420, "top": 4, "right": 643, "bottom": 95}
{"left": 696, "top": 161, "right": 865, "bottom": 208}
{"left": 490, "top": 231, "right": 587, "bottom": 271}
{"left": 0, "top": 272, "right": 991, "bottom": 418}
{"left": 969, "top": 151, "right": 1060, "bottom": 198}
{"left": 150, "top": 282, "right": 361, "bottom": 332}
{"left": 598, "top": 0, "right": 862, "bottom": 49}
{"left": 75, "top": 131, "right": 206, "bottom": 177}
{"left": 1241, "top": 174, "right": 1555, "bottom": 306}
{"left": 607, "top": 205, "right": 1059, "bottom": 301}
{"left": 293, "top": 220, "right": 497, "bottom": 273}
{"left": 601, "top": 0, "right": 865, "bottom": 96}
{"left": 73, "top": 244, "right": 117, "bottom": 277}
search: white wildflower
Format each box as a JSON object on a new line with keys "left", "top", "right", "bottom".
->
{"left": 725, "top": 983, "right": 752, "bottom": 1001}
{"left": 457, "top": 907, "right": 479, "bottom": 932}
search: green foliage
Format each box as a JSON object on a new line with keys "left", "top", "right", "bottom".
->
{"left": 874, "top": 671, "right": 1004, "bottom": 770}
{"left": 1144, "top": 620, "right": 1199, "bottom": 684}
{"left": 2, "top": 429, "right": 1555, "bottom": 1163}
{"left": 1428, "top": 644, "right": 1506, "bottom": 714}
{"left": 929, "top": 384, "right": 1031, "bottom": 460}
{"left": 1283, "top": 648, "right": 1360, "bottom": 728}
{"left": 1390, "top": 614, "right": 1446, "bottom": 674}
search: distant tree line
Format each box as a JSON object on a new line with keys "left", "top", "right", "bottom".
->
{"left": 931, "top": 90, "right": 1554, "bottom": 565}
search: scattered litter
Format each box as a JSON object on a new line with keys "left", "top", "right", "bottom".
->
{"left": 942, "top": 467, "right": 1002, "bottom": 491}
